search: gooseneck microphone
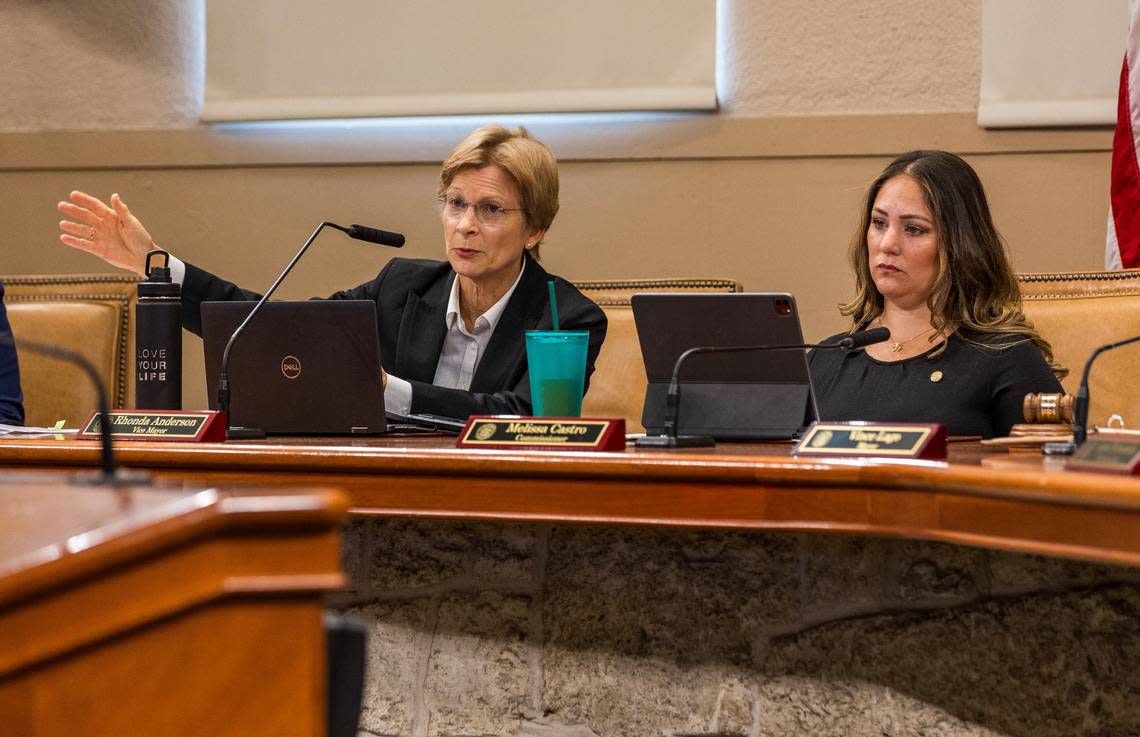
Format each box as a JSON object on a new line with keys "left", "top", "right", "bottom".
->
{"left": 342, "top": 224, "right": 405, "bottom": 247}
{"left": 831, "top": 327, "right": 891, "bottom": 351}
{"left": 636, "top": 327, "right": 891, "bottom": 449}
{"left": 218, "top": 221, "right": 404, "bottom": 438}
{"left": 4, "top": 336, "right": 149, "bottom": 485}
{"left": 1071, "top": 332, "right": 1140, "bottom": 447}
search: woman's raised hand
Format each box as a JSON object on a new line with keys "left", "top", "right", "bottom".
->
{"left": 58, "top": 191, "right": 158, "bottom": 276}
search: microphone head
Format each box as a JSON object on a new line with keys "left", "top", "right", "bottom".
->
{"left": 346, "top": 224, "right": 405, "bottom": 248}
{"left": 840, "top": 326, "right": 891, "bottom": 350}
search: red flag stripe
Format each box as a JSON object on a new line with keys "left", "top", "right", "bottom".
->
{"left": 1110, "top": 56, "right": 1140, "bottom": 268}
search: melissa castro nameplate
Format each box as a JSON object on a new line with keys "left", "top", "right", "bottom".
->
{"left": 456, "top": 417, "right": 626, "bottom": 452}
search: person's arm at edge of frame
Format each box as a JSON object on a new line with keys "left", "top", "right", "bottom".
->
{"left": 0, "top": 281, "right": 25, "bottom": 426}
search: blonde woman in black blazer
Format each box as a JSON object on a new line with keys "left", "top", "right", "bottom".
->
{"left": 58, "top": 125, "right": 606, "bottom": 418}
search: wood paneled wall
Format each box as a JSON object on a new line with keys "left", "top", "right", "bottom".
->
{"left": 0, "top": 113, "right": 1112, "bottom": 409}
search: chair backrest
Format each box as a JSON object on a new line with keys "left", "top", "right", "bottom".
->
{"left": 573, "top": 278, "right": 743, "bottom": 431}
{"left": 1018, "top": 268, "right": 1140, "bottom": 429}
{"left": 3, "top": 274, "right": 140, "bottom": 428}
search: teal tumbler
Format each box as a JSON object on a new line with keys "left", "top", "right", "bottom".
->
{"left": 525, "top": 331, "right": 589, "bottom": 417}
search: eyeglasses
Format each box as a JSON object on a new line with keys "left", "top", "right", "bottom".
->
{"left": 439, "top": 195, "right": 526, "bottom": 226}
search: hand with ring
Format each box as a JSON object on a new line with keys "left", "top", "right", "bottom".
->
{"left": 57, "top": 191, "right": 159, "bottom": 276}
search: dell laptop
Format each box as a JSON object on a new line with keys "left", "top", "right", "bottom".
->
{"left": 201, "top": 300, "right": 386, "bottom": 435}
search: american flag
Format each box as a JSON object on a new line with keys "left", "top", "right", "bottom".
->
{"left": 1108, "top": 0, "right": 1140, "bottom": 269}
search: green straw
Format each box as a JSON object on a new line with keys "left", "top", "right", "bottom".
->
{"left": 547, "top": 280, "right": 560, "bottom": 330}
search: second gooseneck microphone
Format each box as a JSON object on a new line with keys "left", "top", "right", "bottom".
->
{"left": 3, "top": 335, "right": 148, "bottom": 484}
{"left": 1071, "top": 331, "right": 1140, "bottom": 447}
{"left": 217, "top": 221, "right": 404, "bottom": 438}
{"left": 636, "top": 327, "right": 891, "bottom": 449}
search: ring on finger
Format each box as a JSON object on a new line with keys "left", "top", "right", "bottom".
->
{"left": 89, "top": 227, "right": 96, "bottom": 240}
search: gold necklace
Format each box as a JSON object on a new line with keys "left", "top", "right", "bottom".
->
{"left": 877, "top": 321, "right": 936, "bottom": 353}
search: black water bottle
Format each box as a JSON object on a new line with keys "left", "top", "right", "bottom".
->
{"left": 135, "top": 250, "right": 182, "bottom": 409}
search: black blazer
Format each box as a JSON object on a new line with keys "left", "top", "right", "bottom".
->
{"left": 181, "top": 255, "right": 607, "bottom": 418}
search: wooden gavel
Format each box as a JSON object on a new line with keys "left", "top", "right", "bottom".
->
{"left": 1023, "top": 392, "right": 1076, "bottom": 424}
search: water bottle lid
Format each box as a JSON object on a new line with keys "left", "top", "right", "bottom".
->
{"left": 144, "top": 250, "right": 172, "bottom": 283}
{"left": 139, "top": 249, "right": 180, "bottom": 297}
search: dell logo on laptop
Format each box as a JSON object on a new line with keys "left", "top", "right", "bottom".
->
{"left": 281, "top": 355, "right": 302, "bottom": 379}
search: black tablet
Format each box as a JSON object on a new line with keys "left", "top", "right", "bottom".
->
{"left": 631, "top": 292, "right": 819, "bottom": 440}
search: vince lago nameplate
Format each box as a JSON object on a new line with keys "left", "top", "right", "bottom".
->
{"left": 78, "top": 410, "right": 227, "bottom": 443}
{"left": 793, "top": 422, "right": 947, "bottom": 460}
{"left": 457, "top": 417, "right": 626, "bottom": 452}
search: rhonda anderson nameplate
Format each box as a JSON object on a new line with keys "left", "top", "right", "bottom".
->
{"left": 456, "top": 417, "right": 626, "bottom": 452}
{"left": 793, "top": 421, "right": 947, "bottom": 460}
{"left": 78, "top": 410, "right": 227, "bottom": 443}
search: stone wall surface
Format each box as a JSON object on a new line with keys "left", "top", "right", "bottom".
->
{"left": 335, "top": 518, "right": 1140, "bottom": 737}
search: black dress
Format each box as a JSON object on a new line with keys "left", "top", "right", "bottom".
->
{"left": 809, "top": 329, "right": 1063, "bottom": 438}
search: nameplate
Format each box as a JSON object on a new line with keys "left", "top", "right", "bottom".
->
{"left": 78, "top": 410, "right": 227, "bottom": 443}
{"left": 456, "top": 417, "right": 626, "bottom": 452}
{"left": 1067, "top": 437, "right": 1140, "bottom": 475}
{"left": 793, "top": 422, "right": 947, "bottom": 460}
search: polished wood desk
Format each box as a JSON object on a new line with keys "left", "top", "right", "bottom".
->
{"left": 0, "top": 435, "right": 1135, "bottom": 568}
{"left": 0, "top": 477, "right": 347, "bottom": 737}
{"left": 0, "top": 436, "right": 1138, "bottom": 568}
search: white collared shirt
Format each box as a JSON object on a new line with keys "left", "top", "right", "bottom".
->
{"left": 384, "top": 258, "right": 526, "bottom": 415}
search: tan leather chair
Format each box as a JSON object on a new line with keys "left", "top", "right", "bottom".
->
{"left": 3, "top": 274, "right": 139, "bottom": 428}
{"left": 1018, "top": 269, "right": 1140, "bottom": 430}
{"left": 573, "top": 278, "right": 743, "bottom": 431}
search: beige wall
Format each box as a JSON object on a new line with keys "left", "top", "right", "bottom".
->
{"left": 719, "top": 0, "right": 980, "bottom": 115}
{"left": 0, "top": 1, "right": 982, "bottom": 129}
{"left": 0, "top": 1, "right": 1115, "bottom": 410}
{"left": 0, "top": 2, "right": 202, "bottom": 131}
